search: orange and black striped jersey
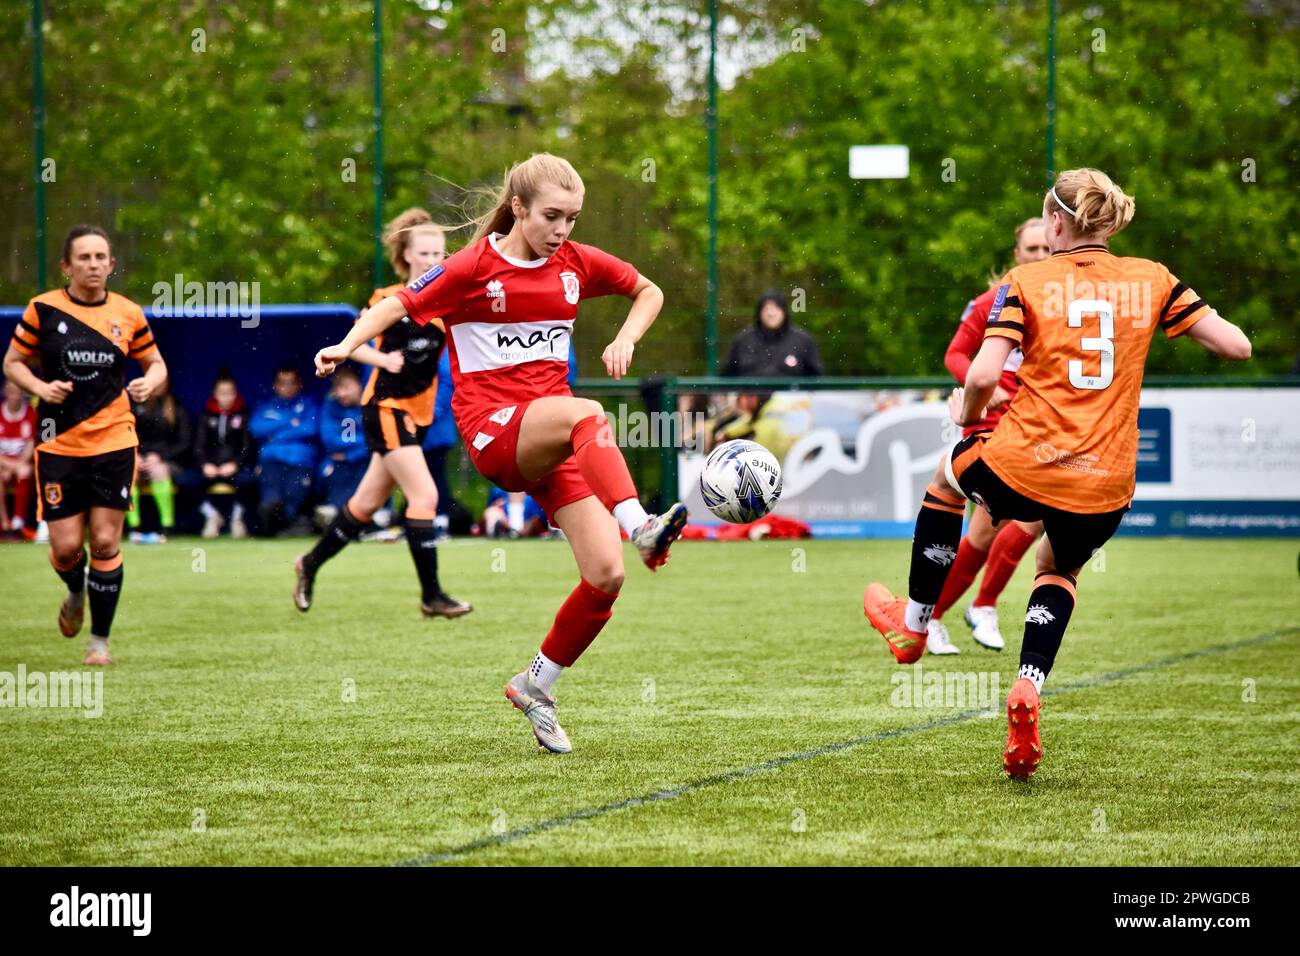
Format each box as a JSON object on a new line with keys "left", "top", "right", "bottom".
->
{"left": 10, "top": 289, "right": 160, "bottom": 456}
{"left": 981, "top": 244, "right": 1211, "bottom": 513}
{"left": 359, "top": 284, "right": 446, "bottom": 426}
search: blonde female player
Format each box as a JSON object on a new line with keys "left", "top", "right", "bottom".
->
{"left": 925, "top": 218, "right": 1050, "bottom": 655}
{"left": 864, "top": 168, "right": 1250, "bottom": 776}
{"left": 294, "top": 208, "right": 470, "bottom": 619}
{"left": 314, "top": 154, "right": 688, "bottom": 753}
{"left": 3, "top": 225, "right": 169, "bottom": 665}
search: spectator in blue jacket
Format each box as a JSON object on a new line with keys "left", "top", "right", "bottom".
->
{"left": 421, "top": 349, "right": 459, "bottom": 537}
{"left": 250, "top": 364, "right": 319, "bottom": 536}
{"left": 317, "top": 365, "right": 368, "bottom": 526}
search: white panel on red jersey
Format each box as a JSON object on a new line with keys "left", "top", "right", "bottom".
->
{"left": 452, "top": 320, "right": 574, "bottom": 373}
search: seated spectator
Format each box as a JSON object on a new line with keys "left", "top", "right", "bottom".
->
{"left": 316, "top": 365, "right": 368, "bottom": 526}
{"left": 722, "top": 291, "right": 824, "bottom": 378}
{"left": 194, "top": 371, "right": 256, "bottom": 539}
{"left": 483, "top": 486, "right": 548, "bottom": 538}
{"left": 129, "top": 382, "right": 191, "bottom": 543}
{"left": 250, "top": 364, "right": 319, "bottom": 536}
{"left": 422, "top": 349, "right": 460, "bottom": 539}
{"left": 713, "top": 392, "right": 797, "bottom": 463}
{"left": 0, "top": 378, "right": 36, "bottom": 538}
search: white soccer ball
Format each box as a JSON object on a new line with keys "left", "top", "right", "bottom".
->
{"left": 699, "top": 439, "right": 783, "bottom": 524}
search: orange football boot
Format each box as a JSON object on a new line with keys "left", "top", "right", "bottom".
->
{"left": 863, "top": 583, "right": 927, "bottom": 664}
{"left": 1003, "top": 677, "right": 1042, "bottom": 778}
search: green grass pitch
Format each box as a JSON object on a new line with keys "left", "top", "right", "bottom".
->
{"left": 1, "top": 536, "right": 1297, "bottom": 866}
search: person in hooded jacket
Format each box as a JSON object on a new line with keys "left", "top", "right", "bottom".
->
{"left": 721, "top": 291, "right": 824, "bottom": 378}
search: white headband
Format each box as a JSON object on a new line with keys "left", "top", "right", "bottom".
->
{"left": 1051, "top": 185, "right": 1077, "bottom": 218}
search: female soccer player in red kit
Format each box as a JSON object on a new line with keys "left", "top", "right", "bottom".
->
{"left": 864, "top": 168, "right": 1251, "bottom": 776}
{"left": 925, "top": 218, "right": 1049, "bottom": 655}
{"left": 314, "top": 154, "right": 688, "bottom": 753}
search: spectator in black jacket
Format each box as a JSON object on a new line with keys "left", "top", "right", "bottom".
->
{"left": 128, "top": 384, "right": 191, "bottom": 542}
{"left": 721, "top": 291, "right": 824, "bottom": 378}
{"left": 194, "top": 372, "right": 256, "bottom": 538}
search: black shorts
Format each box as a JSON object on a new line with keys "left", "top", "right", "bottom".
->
{"left": 947, "top": 433, "right": 1126, "bottom": 572}
{"left": 362, "top": 404, "right": 427, "bottom": 455}
{"left": 35, "top": 447, "right": 137, "bottom": 522}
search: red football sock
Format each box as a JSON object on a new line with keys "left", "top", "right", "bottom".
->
{"left": 13, "top": 475, "right": 33, "bottom": 526}
{"left": 539, "top": 578, "right": 620, "bottom": 667}
{"left": 933, "top": 536, "right": 989, "bottom": 620}
{"left": 975, "top": 522, "right": 1037, "bottom": 606}
{"left": 570, "top": 415, "right": 638, "bottom": 511}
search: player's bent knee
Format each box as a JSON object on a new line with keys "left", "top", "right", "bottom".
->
{"left": 50, "top": 544, "right": 82, "bottom": 568}
{"left": 346, "top": 498, "right": 377, "bottom": 523}
{"left": 576, "top": 398, "right": 605, "bottom": 422}
{"left": 89, "top": 537, "right": 120, "bottom": 560}
{"left": 587, "top": 564, "right": 624, "bottom": 594}
{"left": 407, "top": 494, "right": 437, "bottom": 515}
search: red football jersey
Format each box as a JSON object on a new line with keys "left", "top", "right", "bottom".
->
{"left": 396, "top": 233, "right": 639, "bottom": 444}
{"left": 945, "top": 284, "right": 1024, "bottom": 435}
{"left": 0, "top": 400, "right": 37, "bottom": 458}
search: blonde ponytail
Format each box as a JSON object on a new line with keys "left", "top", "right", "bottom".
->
{"left": 1048, "top": 168, "right": 1135, "bottom": 238}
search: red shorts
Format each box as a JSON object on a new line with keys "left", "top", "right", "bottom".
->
{"left": 466, "top": 400, "right": 593, "bottom": 519}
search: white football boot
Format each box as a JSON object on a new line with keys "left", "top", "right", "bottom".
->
{"left": 505, "top": 672, "right": 572, "bottom": 753}
{"left": 964, "top": 604, "right": 1006, "bottom": 650}
{"left": 926, "top": 617, "right": 961, "bottom": 655}
{"left": 630, "top": 502, "right": 689, "bottom": 571}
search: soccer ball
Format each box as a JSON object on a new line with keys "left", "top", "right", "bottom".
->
{"left": 699, "top": 439, "right": 783, "bottom": 523}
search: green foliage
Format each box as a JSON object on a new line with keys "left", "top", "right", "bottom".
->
{"left": 1, "top": 0, "right": 1295, "bottom": 375}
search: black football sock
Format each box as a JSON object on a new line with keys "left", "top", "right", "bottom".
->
{"left": 303, "top": 504, "right": 365, "bottom": 575}
{"left": 905, "top": 482, "right": 967, "bottom": 628}
{"left": 88, "top": 554, "right": 124, "bottom": 638}
{"left": 51, "top": 549, "right": 88, "bottom": 593}
{"left": 1018, "top": 570, "right": 1077, "bottom": 692}
{"left": 405, "top": 514, "right": 442, "bottom": 603}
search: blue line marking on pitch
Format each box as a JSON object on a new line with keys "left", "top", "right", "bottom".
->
{"left": 393, "top": 628, "right": 1298, "bottom": 866}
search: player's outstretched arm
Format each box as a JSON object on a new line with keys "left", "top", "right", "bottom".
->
{"left": 316, "top": 296, "right": 407, "bottom": 376}
{"left": 1185, "top": 311, "right": 1251, "bottom": 361}
{"left": 602, "top": 273, "right": 663, "bottom": 380}
{"left": 953, "top": 335, "right": 1015, "bottom": 425}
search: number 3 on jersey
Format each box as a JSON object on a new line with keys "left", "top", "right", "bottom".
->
{"left": 1067, "top": 298, "right": 1114, "bottom": 390}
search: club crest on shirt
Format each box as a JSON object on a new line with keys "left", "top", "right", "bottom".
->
{"left": 560, "top": 271, "right": 580, "bottom": 305}
{"left": 110, "top": 323, "right": 123, "bottom": 340}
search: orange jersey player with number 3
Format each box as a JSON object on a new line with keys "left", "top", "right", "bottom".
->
{"left": 863, "top": 168, "right": 1251, "bottom": 777}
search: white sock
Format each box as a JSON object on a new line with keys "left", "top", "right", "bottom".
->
{"left": 529, "top": 651, "right": 564, "bottom": 695}
{"left": 904, "top": 599, "right": 934, "bottom": 633}
{"left": 612, "top": 498, "right": 649, "bottom": 536}
{"left": 88, "top": 635, "right": 109, "bottom": 654}
{"left": 200, "top": 501, "right": 219, "bottom": 520}
{"left": 1018, "top": 664, "right": 1046, "bottom": 694}
{"left": 507, "top": 499, "right": 525, "bottom": 531}
{"left": 232, "top": 503, "right": 245, "bottom": 521}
